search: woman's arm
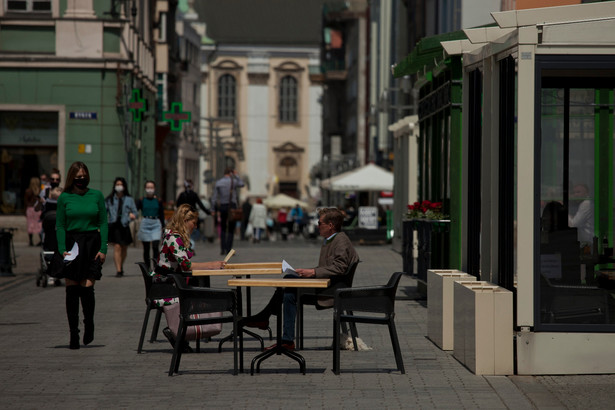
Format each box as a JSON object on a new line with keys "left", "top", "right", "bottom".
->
{"left": 127, "top": 196, "right": 138, "bottom": 220}
{"left": 97, "top": 191, "right": 109, "bottom": 254}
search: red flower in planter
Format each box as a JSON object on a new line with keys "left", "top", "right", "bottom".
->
{"left": 406, "top": 200, "right": 447, "bottom": 220}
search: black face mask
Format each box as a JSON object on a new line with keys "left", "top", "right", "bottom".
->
{"left": 74, "top": 178, "right": 89, "bottom": 190}
{"left": 50, "top": 182, "right": 59, "bottom": 189}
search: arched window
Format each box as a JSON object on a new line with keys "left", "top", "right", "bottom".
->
{"left": 218, "top": 74, "right": 236, "bottom": 119}
{"left": 279, "top": 156, "right": 297, "bottom": 176}
{"left": 279, "top": 75, "right": 298, "bottom": 123}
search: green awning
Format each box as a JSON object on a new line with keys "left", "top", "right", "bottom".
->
{"left": 393, "top": 30, "right": 467, "bottom": 78}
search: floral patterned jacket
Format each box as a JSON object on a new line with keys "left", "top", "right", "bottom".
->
{"left": 153, "top": 229, "right": 193, "bottom": 306}
{"left": 158, "top": 229, "right": 193, "bottom": 272}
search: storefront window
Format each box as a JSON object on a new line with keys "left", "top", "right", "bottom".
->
{"left": 0, "top": 111, "right": 58, "bottom": 215}
{"left": 539, "top": 86, "right": 613, "bottom": 327}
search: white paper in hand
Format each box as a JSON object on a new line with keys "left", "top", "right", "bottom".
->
{"left": 64, "top": 242, "right": 79, "bottom": 262}
{"left": 282, "top": 259, "right": 299, "bottom": 277}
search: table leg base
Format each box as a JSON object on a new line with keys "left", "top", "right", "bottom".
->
{"left": 219, "top": 329, "right": 264, "bottom": 353}
{"left": 250, "top": 346, "right": 306, "bottom": 375}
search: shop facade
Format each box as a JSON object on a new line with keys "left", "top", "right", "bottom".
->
{"left": 0, "top": 1, "right": 157, "bottom": 239}
{"left": 440, "top": 2, "right": 615, "bottom": 374}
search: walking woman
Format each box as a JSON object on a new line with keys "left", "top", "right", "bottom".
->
{"left": 105, "top": 177, "right": 137, "bottom": 277}
{"left": 24, "top": 176, "right": 42, "bottom": 246}
{"left": 136, "top": 180, "right": 165, "bottom": 269}
{"left": 56, "top": 161, "right": 108, "bottom": 349}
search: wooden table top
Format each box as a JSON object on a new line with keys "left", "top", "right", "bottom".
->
{"left": 192, "top": 268, "right": 281, "bottom": 276}
{"left": 228, "top": 278, "right": 330, "bottom": 288}
{"left": 225, "top": 262, "right": 282, "bottom": 270}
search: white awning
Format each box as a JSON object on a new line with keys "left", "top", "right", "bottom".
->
{"left": 329, "top": 163, "right": 393, "bottom": 192}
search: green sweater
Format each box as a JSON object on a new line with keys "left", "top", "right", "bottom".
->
{"left": 56, "top": 189, "right": 108, "bottom": 254}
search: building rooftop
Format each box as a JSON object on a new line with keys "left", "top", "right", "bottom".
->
{"left": 194, "top": 0, "right": 324, "bottom": 46}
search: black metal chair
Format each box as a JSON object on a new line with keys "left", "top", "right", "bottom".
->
{"left": 332, "top": 271, "right": 405, "bottom": 374}
{"left": 136, "top": 262, "right": 178, "bottom": 353}
{"left": 296, "top": 260, "right": 360, "bottom": 349}
{"left": 168, "top": 273, "right": 242, "bottom": 376}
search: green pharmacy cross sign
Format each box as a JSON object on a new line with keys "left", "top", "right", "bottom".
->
{"left": 163, "top": 102, "right": 191, "bottom": 131}
{"left": 128, "top": 89, "right": 146, "bottom": 122}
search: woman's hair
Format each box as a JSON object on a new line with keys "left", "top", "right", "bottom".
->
{"left": 29, "top": 177, "right": 41, "bottom": 195}
{"left": 144, "top": 180, "right": 156, "bottom": 188}
{"left": 318, "top": 207, "right": 344, "bottom": 232}
{"left": 541, "top": 201, "right": 568, "bottom": 232}
{"left": 64, "top": 161, "right": 90, "bottom": 193}
{"left": 107, "top": 177, "right": 130, "bottom": 200}
{"left": 166, "top": 204, "right": 198, "bottom": 247}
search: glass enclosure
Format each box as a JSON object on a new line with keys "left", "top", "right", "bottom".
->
{"left": 538, "top": 78, "right": 615, "bottom": 329}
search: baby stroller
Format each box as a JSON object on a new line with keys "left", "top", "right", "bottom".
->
{"left": 36, "top": 202, "right": 62, "bottom": 287}
{"left": 37, "top": 250, "right": 60, "bottom": 287}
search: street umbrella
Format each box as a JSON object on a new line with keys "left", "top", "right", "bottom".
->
{"left": 263, "top": 193, "right": 309, "bottom": 209}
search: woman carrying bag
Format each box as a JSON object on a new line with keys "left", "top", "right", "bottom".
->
{"left": 56, "top": 161, "right": 108, "bottom": 350}
{"left": 105, "top": 177, "right": 137, "bottom": 277}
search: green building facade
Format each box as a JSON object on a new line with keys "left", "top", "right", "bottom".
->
{"left": 0, "top": 0, "right": 157, "bottom": 217}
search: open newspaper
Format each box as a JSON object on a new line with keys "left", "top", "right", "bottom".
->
{"left": 282, "top": 259, "right": 300, "bottom": 278}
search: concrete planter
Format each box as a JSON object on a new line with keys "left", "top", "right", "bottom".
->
{"left": 427, "top": 269, "right": 476, "bottom": 350}
{"left": 453, "top": 281, "right": 513, "bottom": 375}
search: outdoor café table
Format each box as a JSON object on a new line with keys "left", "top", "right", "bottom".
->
{"left": 193, "top": 264, "right": 282, "bottom": 370}
{"left": 227, "top": 277, "right": 330, "bottom": 375}
{"left": 193, "top": 263, "right": 283, "bottom": 315}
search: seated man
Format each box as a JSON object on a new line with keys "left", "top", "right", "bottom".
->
{"left": 244, "top": 207, "right": 359, "bottom": 350}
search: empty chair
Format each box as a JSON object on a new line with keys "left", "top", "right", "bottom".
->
{"left": 136, "top": 262, "right": 178, "bottom": 353}
{"left": 296, "top": 260, "right": 360, "bottom": 349}
{"left": 332, "top": 271, "right": 405, "bottom": 374}
{"left": 168, "top": 273, "right": 242, "bottom": 376}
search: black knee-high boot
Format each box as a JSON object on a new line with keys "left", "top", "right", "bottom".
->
{"left": 80, "top": 286, "right": 95, "bottom": 345}
{"left": 66, "top": 286, "right": 81, "bottom": 349}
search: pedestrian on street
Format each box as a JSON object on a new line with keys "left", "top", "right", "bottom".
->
{"left": 56, "top": 161, "right": 108, "bottom": 349}
{"left": 105, "top": 177, "right": 137, "bottom": 277}
{"left": 240, "top": 197, "right": 252, "bottom": 241}
{"left": 277, "top": 207, "right": 288, "bottom": 240}
{"left": 136, "top": 180, "right": 165, "bottom": 270}
{"left": 24, "top": 176, "right": 42, "bottom": 246}
{"left": 248, "top": 198, "right": 267, "bottom": 243}
{"left": 176, "top": 179, "right": 211, "bottom": 241}
{"left": 211, "top": 167, "right": 244, "bottom": 255}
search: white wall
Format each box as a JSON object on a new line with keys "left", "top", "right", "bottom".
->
{"left": 246, "top": 83, "right": 270, "bottom": 197}
{"left": 462, "top": 0, "right": 501, "bottom": 29}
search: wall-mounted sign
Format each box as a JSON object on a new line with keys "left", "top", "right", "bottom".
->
{"left": 69, "top": 112, "right": 97, "bottom": 120}
{"left": 162, "top": 102, "right": 190, "bottom": 131}
{"left": 358, "top": 206, "right": 378, "bottom": 230}
{"left": 0, "top": 110, "right": 58, "bottom": 146}
{"left": 128, "top": 89, "right": 146, "bottom": 122}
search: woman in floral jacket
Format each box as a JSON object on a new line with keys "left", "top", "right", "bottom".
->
{"left": 154, "top": 204, "right": 226, "bottom": 350}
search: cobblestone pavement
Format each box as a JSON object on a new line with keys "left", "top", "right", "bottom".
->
{"left": 1, "top": 237, "right": 614, "bottom": 409}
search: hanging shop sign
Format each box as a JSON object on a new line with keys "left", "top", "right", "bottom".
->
{"left": 162, "top": 102, "right": 191, "bottom": 131}
{"left": 128, "top": 88, "right": 146, "bottom": 122}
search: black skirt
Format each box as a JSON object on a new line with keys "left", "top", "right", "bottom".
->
{"left": 63, "top": 230, "right": 103, "bottom": 281}
{"left": 108, "top": 221, "right": 133, "bottom": 246}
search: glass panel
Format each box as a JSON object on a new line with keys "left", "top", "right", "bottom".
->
{"left": 217, "top": 75, "right": 236, "bottom": 119}
{"left": 7, "top": 1, "right": 27, "bottom": 11}
{"left": 32, "top": 0, "right": 51, "bottom": 11}
{"left": 539, "top": 88, "right": 611, "bottom": 326}
{"left": 279, "top": 76, "right": 297, "bottom": 123}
